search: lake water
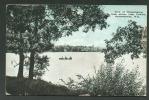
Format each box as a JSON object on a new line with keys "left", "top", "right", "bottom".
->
{"left": 6, "top": 52, "right": 146, "bottom": 85}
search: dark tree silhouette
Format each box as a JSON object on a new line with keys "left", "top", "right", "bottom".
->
{"left": 27, "top": 5, "right": 109, "bottom": 79}
{"left": 6, "top": 5, "right": 32, "bottom": 78}
{"left": 103, "top": 20, "right": 144, "bottom": 64}
{"left": 6, "top": 5, "right": 110, "bottom": 79}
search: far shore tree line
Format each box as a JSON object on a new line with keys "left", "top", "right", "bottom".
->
{"left": 6, "top": 5, "right": 146, "bottom": 80}
{"left": 50, "top": 45, "right": 103, "bottom": 52}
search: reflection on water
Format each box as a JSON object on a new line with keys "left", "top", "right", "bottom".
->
{"left": 6, "top": 52, "right": 146, "bottom": 84}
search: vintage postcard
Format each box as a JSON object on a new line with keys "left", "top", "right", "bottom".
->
{"left": 6, "top": 5, "right": 147, "bottom": 96}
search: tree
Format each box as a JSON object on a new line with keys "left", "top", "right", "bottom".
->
{"left": 7, "top": 5, "right": 110, "bottom": 79}
{"left": 26, "top": 5, "right": 58, "bottom": 79}
{"left": 24, "top": 54, "right": 49, "bottom": 79}
{"left": 6, "top": 5, "right": 32, "bottom": 78}
{"left": 33, "top": 55, "right": 49, "bottom": 79}
{"left": 7, "top": 5, "right": 54, "bottom": 79}
{"left": 26, "top": 5, "right": 110, "bottom": 79}
{"left": 103, "top": 20, "right": 144, "bottom": 64}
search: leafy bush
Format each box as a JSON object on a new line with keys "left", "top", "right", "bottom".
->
{"left": 61, "top": 61, "right": 146, "bottom": 96}
{"left": 24, "top": 54, "right": 49, "bottom": 79}
{"left": 33, "top": 55, "right": 49, "bottom": 79}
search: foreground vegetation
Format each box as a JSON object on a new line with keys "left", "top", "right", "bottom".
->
{"left": 6, "top": 76, "right": 76, "bottom": 96}
{"left": 6, "top": 60, "right": 146, "bottom": 96}
{"left": 61, "top": 62, "right": 146, "bottom": 96}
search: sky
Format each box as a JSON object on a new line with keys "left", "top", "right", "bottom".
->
{"left": 54, "top": 5, "right": 147, "bottom": 48}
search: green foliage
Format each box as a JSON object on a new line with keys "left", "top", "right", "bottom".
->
{"left": 6, "top": 4, "right": 109, "bottom": 79}
{"left": 62, "top": 61, "right": 146, "bottom": 96}
{"left": 6, "top": 5, "right": 32, "bottom": 53}
{"left": 6, "top": 5, "right": 109, "bottom": 53}
{"left": 20, "top": 5, "right": 109, "bottom": 53}
{"left": 48, "top": 5, "right": 109, "bottom": 35}
{"left": 24, "top": 54, "right": 49, "bottom": 79}
{"left": 103, "top": 20, "right": 144, "bottom": 63}
{"left": 6, "top": 5, "right": 54, "bottom": 53}
{"left": 33, "top": 55, "right": 49, "bottom": 79}
{"left": 60, "top": 77, "right": 76, "bottom": 90}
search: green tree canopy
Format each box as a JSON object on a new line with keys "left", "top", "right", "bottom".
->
{"left": 103, "top": 20, "right": 144, "bottom": 63}
{"left": 6, "top": 4, "right": 110, "bottom": 79}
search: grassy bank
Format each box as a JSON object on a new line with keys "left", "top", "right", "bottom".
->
{"left": 6, "top": 76, "right": 77, "bottom": 96}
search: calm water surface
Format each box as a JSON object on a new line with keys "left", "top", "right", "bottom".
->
{"left": 6, "top": 52, "right": 146, "bottom": 84}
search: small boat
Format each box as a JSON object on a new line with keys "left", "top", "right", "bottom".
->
{"left": 59, "top": 56, "right": 72, "bottom": 60}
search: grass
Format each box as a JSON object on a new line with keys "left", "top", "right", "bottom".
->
{"left": 6, "top": 76, "right": 76, "bottom": 96}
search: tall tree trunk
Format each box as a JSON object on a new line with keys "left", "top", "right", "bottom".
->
{"left": 17, "top": 51, "right": 24, "bottom": 78}
{"left": 17, "top": 32, "right": 24, "bottom": 78}
{"left": 29, "top": 51, "right": 35, "bottom": 79}
{"left": 29, "top": 13, "right": 38, "bottom": 79}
